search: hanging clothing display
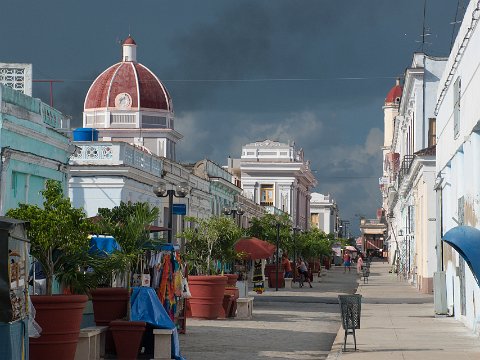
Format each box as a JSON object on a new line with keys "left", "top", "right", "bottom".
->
{"left": 148, "top": 245, "right": 186, "bottom": 332}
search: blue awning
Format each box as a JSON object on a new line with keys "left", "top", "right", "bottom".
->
{"left": 442, "top": 225, "right": 480, "bottom": 286}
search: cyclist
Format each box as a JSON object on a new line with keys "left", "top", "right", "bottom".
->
{"left": 296, "top": 258, "right": 312, "bottom": 288}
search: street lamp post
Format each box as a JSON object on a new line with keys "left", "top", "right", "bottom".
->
{"left": 153, "top": 182, "right": 189, "bottom": 243}
{"left": 292, "top": 226, "right": 300, "bottom": 281}
{"left": 223, "top": 205, "right": 245, "bottom": 227}
{"left": 275, "top": 222, "right": 281, "bottom": 291}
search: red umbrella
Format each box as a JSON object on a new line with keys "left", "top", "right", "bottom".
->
{"left": 234, "top": 237, "right": 276, "bottom": 260}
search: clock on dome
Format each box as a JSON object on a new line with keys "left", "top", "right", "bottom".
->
{"left": 115, "top": 92, "right": 132, "bottom": 109}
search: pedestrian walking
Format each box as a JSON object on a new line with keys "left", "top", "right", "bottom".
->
{"left": 282, "top": 253, "right": 293, "bottom": 278}
{"left": 356, "top": 254, "right": 364, "bottom": 274}
{"left": 343, "top": 251, "right": 351, "bottom": 273}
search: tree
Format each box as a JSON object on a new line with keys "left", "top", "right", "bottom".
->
{"left": 7, "top": 180, "right": 94, "bottom": 295}
{"left": 297, "top": 228, "right": 335, "bottom": 261}
{"left": 247, "top": 213, "right": 292, "bottom": 253}
{"left": 97, "top": 201, "right": 159, "bottom": 320}
{"left": 182, "top": 216, "right": 242, "bottom": 275}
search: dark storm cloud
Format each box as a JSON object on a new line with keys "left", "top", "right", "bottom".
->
{"left": 1, "top": 0, "right": 461, "bottom": 232}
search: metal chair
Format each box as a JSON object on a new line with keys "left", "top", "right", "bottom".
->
{"left": 362, "top": 268, "right": 370, "bottom": 284}
{"left": 338, "top": 294, "right": 362, "bottom": 351}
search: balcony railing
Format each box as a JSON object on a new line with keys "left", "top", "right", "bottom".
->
{"left": 397, "top": 155, "right": 414, "bottom": 188}
{"left": 70, "top": 142, "right": 163, "bottom": 177}
{"left": 260, "top": 201, "right": 274, "bottom": 206}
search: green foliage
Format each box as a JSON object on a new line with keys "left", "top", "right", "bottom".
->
{"left": 96, "top": 201, "right": 159, "bottom": 320}
{"left": 6, "top": 180, "right": 94, "bottom": 295}
{"left": 297, "top": 228, "right": 334, "bottom": 260}
{"left": 97, "top": 201, "right": 159, "bottom": 270}
{"left": 182, "top": 216, "right": 242, "bottom": 275}
{"left": 247, "top": 213, "right": 292, "bottom": 251}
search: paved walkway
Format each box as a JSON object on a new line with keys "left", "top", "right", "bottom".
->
{"left": 327, "top": 261, "right": 480, "bottom": 360}
{"left": 180, "top": 265, "right": 358, "bottom": 360}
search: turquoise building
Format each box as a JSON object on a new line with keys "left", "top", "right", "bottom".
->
{"left": 0, "top": 84, "right": 73, "bottom": 214}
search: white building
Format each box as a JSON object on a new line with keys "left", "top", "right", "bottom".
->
{"left": 227, "top": 140, "right": 317, "bottom": 230}
{"left": 83, "top": 36, "right": 181, "bottom": 160}
{"left": 435, "top": 0, "right": 480, "bottom": 330}
{"left": 382, "top": 53, "right": 446, "bottom": 293}
{"left": 309, "top": 193, "right": 338, "bottom": 235}
{"left": 69, "top": 36, "right": 212, "bottom": 242}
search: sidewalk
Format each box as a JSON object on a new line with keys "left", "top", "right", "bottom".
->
{"left": 327, "top": 261, "right": 480, "bottom": 360}
{"left": 180, "top": 266, "right": 358, "bottom": 359}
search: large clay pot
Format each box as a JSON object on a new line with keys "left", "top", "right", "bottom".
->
{"left": 30, "top": 294, "right": 88, "bottom": 360}
{"left": 225, "top": 273, "right": 238, "bottom": 286}
{"left": 90, "top": 287, "right": 129, "bottom": 355}
{"left": 110, "top": 320, "right": 146, "bottom": 360}
{"left": 90, "top": 288, "right": 129, "bottom": 325}
{"left": 188, "top": 275, "right": 228, "bottom": 319}
{"left": 268, "top": 271, "right": 285, "bottom": 288}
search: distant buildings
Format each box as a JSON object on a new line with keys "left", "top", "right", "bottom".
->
{"left": 227, "top": 140, "right": 317, "bottom": 230}
{"left": 309, "top": 193, "right": 338, "bottom": 235}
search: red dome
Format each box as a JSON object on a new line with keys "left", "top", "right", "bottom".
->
{"left": 123, "top": 36, "right": 136, "bottom": 45}
{"left": 385, "top": 79, "right": 402, "bottom": 105}
{"left": 84, "top": 62, "right": 171, "bottom": 111}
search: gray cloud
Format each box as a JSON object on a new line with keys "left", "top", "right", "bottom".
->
{"left": 1, "top": 0, "right": 461, "bottom": 233}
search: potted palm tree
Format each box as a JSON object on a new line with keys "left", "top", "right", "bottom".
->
{"left": 96, "top": 201, "right": 159, "bottom": 360}
{"left": 182, "top": 216, "right": 238, "bottom": 319}
{"left": 7, "top": 180, "right": 96, "bottom": 360}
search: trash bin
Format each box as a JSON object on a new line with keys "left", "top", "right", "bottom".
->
{"left": 338, "top": 294, "right": 362, "bottom": 351}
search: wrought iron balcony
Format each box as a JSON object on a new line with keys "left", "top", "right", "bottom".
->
{"left": 397, "top": 155, "right": 414, "bottom": 188}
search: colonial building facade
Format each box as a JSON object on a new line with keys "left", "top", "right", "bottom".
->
{"left": 435, "top": 0, "right": 480, "bottom": 331}
{"left": 309, "top": 192, "right": 338, "bottom": 235}
{"left": 381, "top": 53, "right": 446, "bottom": 293}
{"left": 228, "top": 140, "right": 317, "bottom": 230}
{"left": 0, "top": 84, "right": 73, "bottom": 214}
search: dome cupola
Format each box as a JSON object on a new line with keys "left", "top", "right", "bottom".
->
{"left": 82, "top": 36, "right": 181, "bottom": 160}
{"left": 385, "top": 78, "right": 403, "bottom": 105}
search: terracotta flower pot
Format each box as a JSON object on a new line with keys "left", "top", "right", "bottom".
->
{"left": 268, "top": 271, "right": 285, "bottom": 288}
{"left": 110, "top": 320, "right": 146, "bottom": 360}
{"left": 188, "top": 275, "right": 228, "bottom": 319}
{"left": 225, "top": 273, "right": 238, "bottom": 286}
{"left": 30, "top": 294, "right": 88, "bottom": 360}
{"left": 90, "top": 288, "right": 129, "bottom": 325}
{"left": 90, "top": 287, "right": 130, "bottom": 355}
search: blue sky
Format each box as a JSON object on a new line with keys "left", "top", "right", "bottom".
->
{"left": 1, "top": 0, "right": 465, "bottom": 234}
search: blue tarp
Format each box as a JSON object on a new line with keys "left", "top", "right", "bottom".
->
{"left": 443, "top": 225, "right": 480, "bottom": 287}
{"left": 130, "top": 287, "right": 185, "bottom": 360}
{"left": 89, "top": 236, "right": 120, "bottom": 257}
